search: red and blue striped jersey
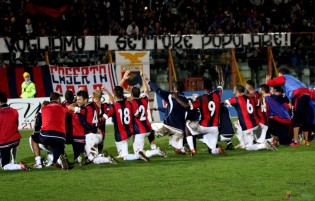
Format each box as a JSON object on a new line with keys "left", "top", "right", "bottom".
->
{"left": 104, "top": 100, "right": 134, "bottom": 142}
{"left": 68, "top": 110, "right": 85, "bottom": 142}
{"left": 191, "top": 92, "right": 221, "bottom": 127}
{"left": 132, "top": 95, "right": 152, "bottom": 134}
{"left": 259, "top": 96, "right": 269, "bottom": 126}
{"left": 251, "top": 91, "right": 268, "bottom": 125}
{"left": 77, "top": 102, "right": 99, "bottom": 134}
{"left": 226, "top": 95, "right": 258, "bottom": 130}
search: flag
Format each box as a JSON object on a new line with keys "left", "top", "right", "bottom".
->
{"left": 26, "top": 0, "right": 70, "bottom": 18}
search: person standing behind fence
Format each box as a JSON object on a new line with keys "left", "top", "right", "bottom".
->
{"left": 20, "top": 72, "right": 36, "bottom": 98}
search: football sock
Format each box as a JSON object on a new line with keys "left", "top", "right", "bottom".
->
{"left": 93, "top": 156, "right": 110, "bottom": 164}
{"left": 150, "top": 144, "right": 157, "bottom": 150}
{"left": 211, "top": 148, "right": 219, "bottom": 154}
{"left": 219, "top": 135, "right": 232, "bottom": 142}
{"left": 245, "top": 144, "right": 265, "bottom": 151}
{"left": 186, "top": 136, "right": 195, "bottom": 150}
{"left": 3, "top": 164, "right": 22, "bottom": 170}
{"left": 124, "top": 154, "right": 140, "bottom": 161}
{"left": 35, "top": 156, "right": 42, "bottom": 165}
{"left": 10, "top": 147, "right": 17, "bottom": 164}
{"left": 145, "top": 149, "right": 159, "bottom": 158}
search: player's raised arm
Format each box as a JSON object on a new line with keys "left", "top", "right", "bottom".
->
{"left": 118, "top": 70, "right": 131, "bottom": 88}
{"left": 141, "top": 72, "right": 149, "bottom": 96}
{"left": 144, "top": 73, "right": 171, "bottom": 103}
{"left": 101, "top": 86, "right": 115, "bottom": 103}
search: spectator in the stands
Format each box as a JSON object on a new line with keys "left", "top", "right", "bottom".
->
{"left": 126, "top": 19, "right": 139, "bottom": 35}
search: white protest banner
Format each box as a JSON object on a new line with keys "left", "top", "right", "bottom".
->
{"left": 0, "top": 33, "right": 291, "bottom": 53}
{"left": 115, "top": 51, "right": 150, "bottom": 90}
{"left": 49, "top": 64, "right": 117, "bottom": 95}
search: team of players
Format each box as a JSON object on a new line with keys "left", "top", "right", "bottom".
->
{"left": 0, "top": 67, "right": 313, "bottom": 170}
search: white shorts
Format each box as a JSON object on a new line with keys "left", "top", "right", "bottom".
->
{"left": 169, "top": 132, "right": 184, "bottom": 149}
{"left": 242, "top": 126, "right": 258, "bottom": 148}
{"left": 186, "top": 121, "right": 219, "bottom": 149}
{"left": 151, "top": 123, "right": 184, "bottom": 149}
{"left": 133, "top": 132, "right": 150, "bottom": 153}
{"left": 186, "top": 121, "right": 219, "bottom": 136}
{"left": 151, "top": 123, "right": 183, "bottom": 136}
{"left": 115, "top": 138, "right": 131, "bottom": 158}
{"left": 85, "top": 133, "right": 103, "bottom": 160}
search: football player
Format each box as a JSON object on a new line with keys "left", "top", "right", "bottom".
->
{"left": 103, "top": 86, "right": 149, "bottom": 161}
{"left": 245, "top": 80, "right": 269, "bottom": 144}
{"left": 173, "top": 79, "right": 227, "bottom": 156}
{"left": 143, "top": 75, "right": 191, "bottom": 155}
{"left": 131, "top": 74, "right": 167, "bottom": 158}
{"left": 224, "top": 85, "right": 277, "bottom": 151}
{"left": 38, "top": 92, "right": 69, "bottom": 169}
{"left": 266, "top": 67, "right": 311, "bottom": 146}
{"left": 68, "top": 90, "right": 117, "bottom": 165}
{"left": 30, "top": 100, "right": 54, "bottom": 169}
{"left": 0, "top": 91, "right": 30, "bottom": 170}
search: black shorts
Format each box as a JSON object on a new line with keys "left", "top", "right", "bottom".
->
{"left": 31, "top": 132, "right": 42, "bottom": 144}
{"left": 291, "top": 94, "right": 310, "bottom": 128}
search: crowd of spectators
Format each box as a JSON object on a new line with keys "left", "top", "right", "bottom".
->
{"left": 0, "top": 0, "right": 314, "bottom": 85}
{"left": 0, "top": 0, "right": 314, "bottom": 38}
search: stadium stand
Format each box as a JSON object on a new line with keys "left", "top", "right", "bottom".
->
{"left": 0, "top": 0, "right": 314, "bottom": 88}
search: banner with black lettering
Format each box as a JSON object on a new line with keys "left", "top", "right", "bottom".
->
{"left": 0, "top": 33, "right": 291, "bottom": 53}
{"left": 49, "top": 64, "right": 117, "bottom": 95}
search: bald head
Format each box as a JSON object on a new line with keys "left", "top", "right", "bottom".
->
{"left": 93, "top": 89, "right": 102, "bottom": 100}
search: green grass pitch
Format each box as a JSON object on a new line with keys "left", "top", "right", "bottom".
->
{"left": 1, "top": 126, "right": 315, "bottom": 201}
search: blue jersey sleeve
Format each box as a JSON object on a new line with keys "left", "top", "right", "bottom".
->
{"left": 148, "top": 81, "right": 171, "bottom": 103}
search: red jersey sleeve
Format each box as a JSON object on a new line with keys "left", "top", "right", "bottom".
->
{"left": 225, "top": 97, "right": 236, "bottom": 106}
{"left": 104, "top": 105, "right": 114, "bottom": 119}
{"left": 191, "top": 97, "right": 201, "bottom": 110}
{"left": 266, "top": 76, "right": 286, "bottom": 86}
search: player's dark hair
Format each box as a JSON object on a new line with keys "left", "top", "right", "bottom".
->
{"left": 174, "top": 81, "right": 184, "bottom": 92}
{"left": 42, "top": 100, "right": 49, "bottom": 106}
{"left": 203, "top": 79, "right": 212, "bottom": 90}
{"left": 0, "top": 91, "right": 7, "bottom": 103}
{"left": 235, "top": 85, "right": 245, "bottom": 93}
{"left": 273, "top": 85, "right": 284, "bottom": 93}
{"left": 65, "top": 90, "right": 74, "bottom": 104}
{"left": 246, "top": 80, "right": 255, "bottom": 88}
{"left": 278, "top": 67, "right": 290, "bottom": 75}
{"left": 77, "top": 90, "right": 89, "bottom": 100}
{"left": 114, "top": 86, "right": 124, "bottom": 98}
{"left": 50, "top": 92, "right": 61, "bottom": 101}
{"left": 131, "top": 87, "right": 141, "bottom": 98}
{"left": 259, "top": 84, "right": 270, "bottom": 93}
